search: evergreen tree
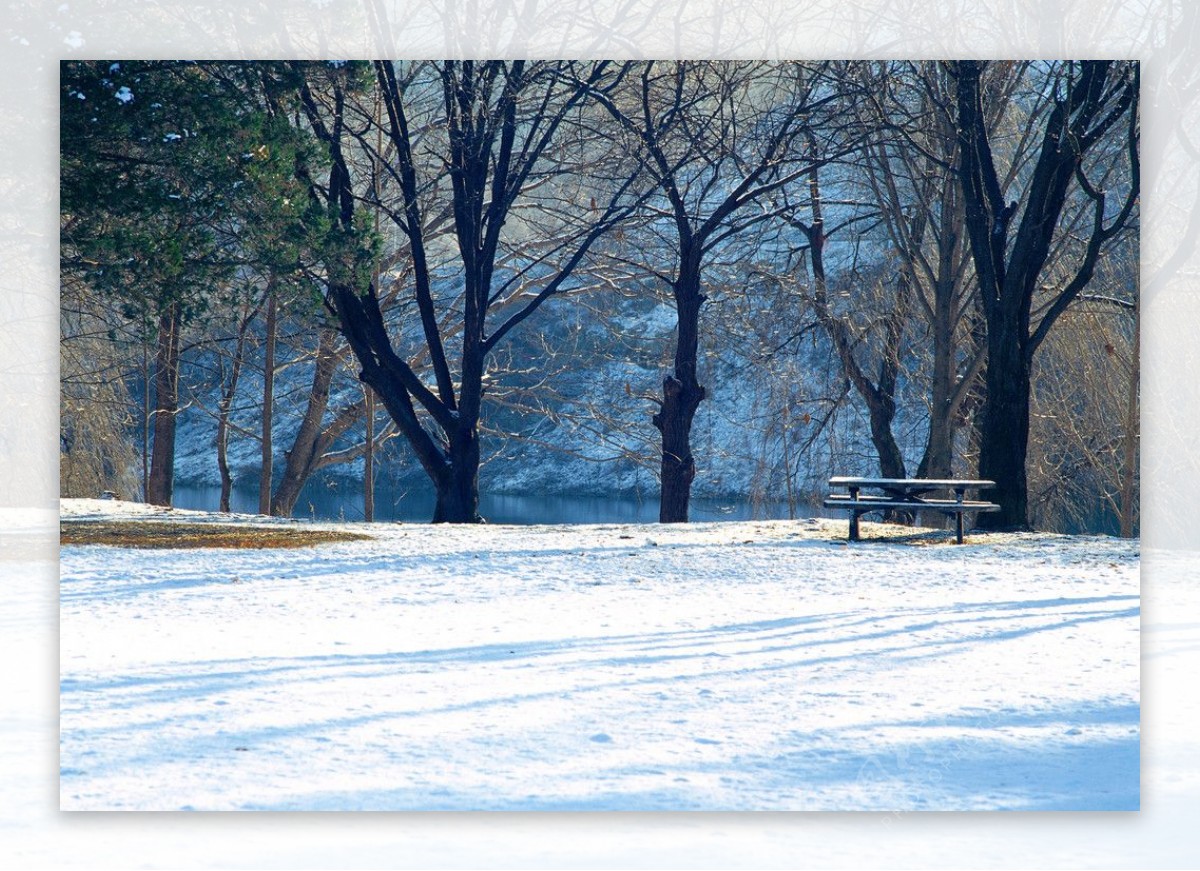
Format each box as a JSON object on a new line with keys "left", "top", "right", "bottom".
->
{"left": 61, "top": 60, "right": 326, "bottom": 505}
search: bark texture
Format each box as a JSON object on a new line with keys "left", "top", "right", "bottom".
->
{"left": 146, "top": 302, "right": 181, "bottom": 507}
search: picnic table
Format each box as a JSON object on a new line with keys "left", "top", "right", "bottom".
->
{"left": 823, "top": 477, "right": 1000, "bottom": 544}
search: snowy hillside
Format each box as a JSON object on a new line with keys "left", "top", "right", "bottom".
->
{"left": 167, "top": 292, "right": 897, "bottom": 505}
{"left": 59, "top": 499, "right": 1139, "bottom": 811}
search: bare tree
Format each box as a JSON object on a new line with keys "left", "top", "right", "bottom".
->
{"left": 586, "top": 60, "right": 862, "bottom": 522}
{"left": 293, "top": 60, "right": 640, "bottom": 522}
{"left": 952, "top": 59, "right": 1139, "bottom": 529}
{"left": 784, "top": 160, "right": 912, "bottom": 486}
{"left": 855, "top": 61, "right": 997, "bottom": 482}
{"left": 259, "top": 282, "right": 277, "bottom": 515}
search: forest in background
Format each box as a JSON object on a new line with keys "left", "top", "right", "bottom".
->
{"left": 59, "top": 60, "right": 1139, "bottom": 533}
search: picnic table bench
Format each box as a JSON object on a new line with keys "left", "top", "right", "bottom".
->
{"left": 823, "top": 477, "right": 1000, "bottom": 544}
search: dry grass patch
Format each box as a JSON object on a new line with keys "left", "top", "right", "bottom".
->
{"left": 61, "top": 520, "right": 373, "bottom": 550}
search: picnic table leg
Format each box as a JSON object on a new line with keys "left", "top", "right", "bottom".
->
{"left": 955, "top": 487, "right": 965, "bottom": 544}
{"left": 849, "top": 486, "right": 860, "bottom": 541}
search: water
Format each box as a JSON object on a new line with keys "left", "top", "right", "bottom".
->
{"left": 172, "top": 479, "right": 808, "bottom": 525}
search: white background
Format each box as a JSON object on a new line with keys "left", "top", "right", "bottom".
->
{"left": 3, "top": 1, "right": 1199, "bottom": 867}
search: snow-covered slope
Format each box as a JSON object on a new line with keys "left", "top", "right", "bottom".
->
{"left": 58, "top": 499, "right": 1139, "bottom": 811}
{"left": 167, "top": 293, "right": 893, "bottom": 505}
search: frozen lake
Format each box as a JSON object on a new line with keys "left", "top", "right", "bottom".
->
{"left": 172, "top": 479, "right": 809, "bottom": 525}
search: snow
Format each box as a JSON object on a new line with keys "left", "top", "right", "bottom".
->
{"left": 59, "top": 499, "right": 1139, "bottom": 811}
{"left": 61, "top": 497, "right": 261, "bottom": 522}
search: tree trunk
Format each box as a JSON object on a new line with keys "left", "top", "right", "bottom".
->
{"left": 655, "top": 374, "right": 704, "bottom": 523}
{"left": 258, "top": 286, "right": 276, "bottom": 515}
{"left": 917, "top": 413, "right": 954, "bottom": 481}
{"left": 146, "top": 302, "right": 181, "bottom": 506}
{"left": 217, "top": 424, "right": 233, "bottom": 513}
{"left": 433, "top": 427, "right": 481, "bottom": 523}
{"left": 270, "top": 327, "right": 338, "bottom": 517}
{"left": 217, "top": 358, "right": 242, "bottom": 514}
{"left": 361, "top": 357, "right": 484, "bottom": 525}
{"left": 976, "top": 314, "right": 1032, "bottom": 530}
{"left": 655, "top": 256, "right": 706, "bottom": 524}
{"left": 868, "top": 397, "right": 906, "bottom": 480}
{"left": 328, "top": 282, "right": 475, "bottom": 524}
{"left": 363, "top": 385, "right": 375, "bottom": 522}
{"left": 141, "top": 333, "right": 150, "bottom": 501}
{"left": 863, "top": 383, "right": 910, "bottom": 524}
{"left": 916, "top": 291, "right": 958, "bottom": 480}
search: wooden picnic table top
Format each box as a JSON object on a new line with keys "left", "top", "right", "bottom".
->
{"left": 828, "top": 477, "right": 996, "bottom": 490}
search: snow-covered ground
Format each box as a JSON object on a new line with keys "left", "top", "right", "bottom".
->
{"left": 58, "top": 499, "right": 1139, "bottom": 812}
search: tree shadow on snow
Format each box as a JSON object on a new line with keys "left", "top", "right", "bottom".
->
{"left": 59, "top": 593, "right": 1139, "bottom": 810}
